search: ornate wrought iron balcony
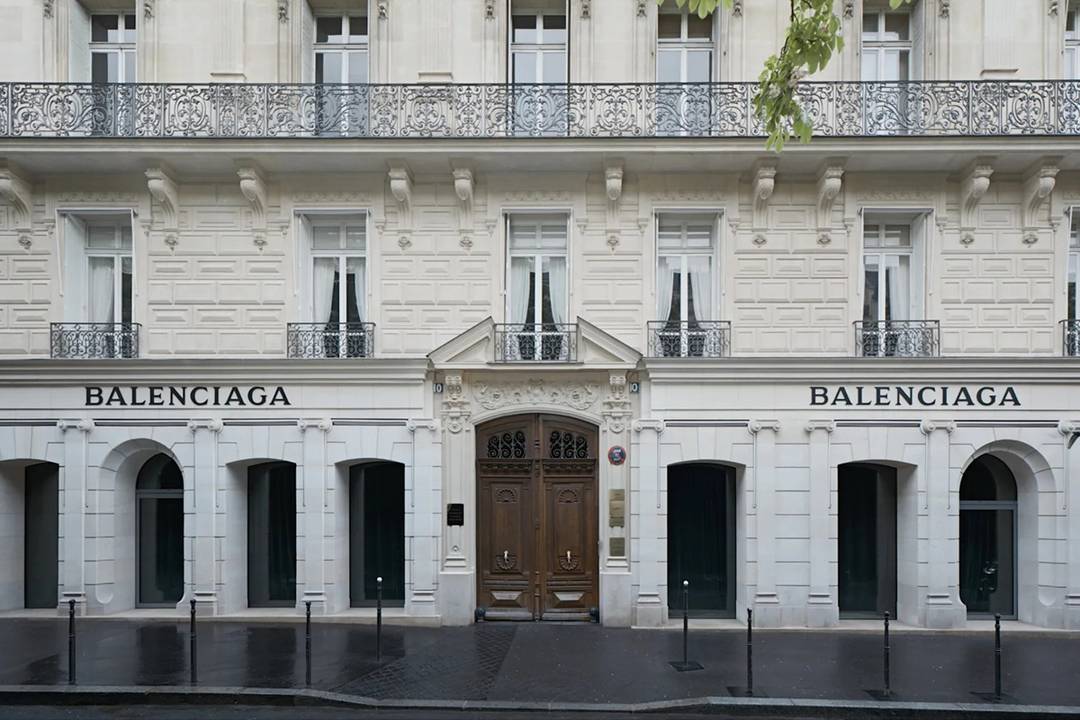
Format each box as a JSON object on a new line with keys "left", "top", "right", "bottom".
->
{"left": 287, "top": 322, "right": 374, "bottom": 359}
{"left": 50, "top": 322, "right": 140, "bottom": 359}
{"left": 3, "top": 81, "right": 1080, "bottom": 139}
{"left": 855, "top": 320, "right": 940, "bottom": 358}
{"left": 494, "top": 323, "right": 577, "bottom": 362}
{"left": 1063, "top": 320, "right": 1080, "bottom": 357}
{"left": 647, "top": 320, "right": 731, "bottom": 358}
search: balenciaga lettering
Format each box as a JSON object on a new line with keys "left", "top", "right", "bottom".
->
{"left": 810, "top": 385, "right": 1020, "bottom": 407}
{"left": 85, "top": 385, "right": 291, "bottom": 407}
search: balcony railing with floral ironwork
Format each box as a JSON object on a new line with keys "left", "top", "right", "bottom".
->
{"left": 647, "top": 320, "right": 731, "bottom": 358}
{"left": 855, "top": 320, "right": 939, "bottom": 358}
{"left": 287, "top": 322, "right": 374, "bottom": 359}
{"left": 1063, "top": 320, "right": 1080, "bottom": 357}
{"left": 50, "top": 322, "right": 140, "bottom": 359}
{"left": 4, "top": 81, "right": 1080, "bottom": 139}
{"left": 494, "top": 323, "right": 577, "bottom": 362}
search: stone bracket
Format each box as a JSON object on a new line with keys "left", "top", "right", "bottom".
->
{"left": 751, "top": 159, "right": 777, "bottom": 245}
{"left": 815, "top": 160, "right": 845, "bottom": 245}
{"left": 804, "top": 419, "right": 836, "bottom": 433}
{"left": 389, "top": 164, "right": 413, "bottom": 247}
{"left": 146, "top": 166, "right": 179, "bottom": 249}
{"left": 1022, "top": 158, "right": 1061, "bottom": 244}
{"left": 452, "top": 165, "right": 474, "bottom": 249}
{"left": 604, "top": 159, "right": 623, "bottom": 251}
{"left": 0, "top": 161, "right": 33, "bottom": 247}
{"left": 959, "top": 159, "right": 994, "bottom": 245}
{"left": 237, "top": 163, "right": 268, "bottom": 249}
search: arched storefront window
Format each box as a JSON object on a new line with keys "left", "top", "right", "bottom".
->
{"left": 959, "top": 455, "right": 1017, "bottom": 618}
{"left": 135, "top": 454, "right": 184, "bottom": 607}
{"left": 667, "top": 463, "right": 736, "bottom": 617}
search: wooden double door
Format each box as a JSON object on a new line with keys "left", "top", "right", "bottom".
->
{"left": 476, "top": 414, "right": 598, "bottom": 621}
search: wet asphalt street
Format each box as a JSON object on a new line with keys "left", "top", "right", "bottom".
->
{"left": 0, "top": 619, "right": 1078, "bottom": 707}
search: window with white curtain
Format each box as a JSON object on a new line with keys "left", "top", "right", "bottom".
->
{"left": 85, "top": 224, "right": 133, "bottom": 326}
{"left": 861, "top": 9, "right": 912, "bottom": 81}
{"left": 1069, "top": 209, "right": 1080, "bottom": 321}
{"left": 507, "top": 214, "right": 568, "bottom": 329}
{"left": 656, "top": 214, "right": 715, "bottom": 324}
{"left": 862, "top": 223, "right": 914, "bottom": 324}
{"left": 309, "top": 215, "right": 367, "bottom": 357}
{"left": 1068, "top": 7, "right": 1080, "bottom": 80}
{"left": 90, "top": 12, "right": 137, "bottom": 83}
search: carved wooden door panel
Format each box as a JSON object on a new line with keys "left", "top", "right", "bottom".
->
{"left": 539, "top": 417, "right": 598, "bottom": 620}
{"left": 477, "top": 419, "right": 535, "bottom": 620}
{"left": 476, "top": 414, "right": 598, "bottom": 622}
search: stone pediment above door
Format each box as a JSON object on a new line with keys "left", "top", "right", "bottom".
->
{"left": 428, "top": 317, "right": 641, "bottom": 371}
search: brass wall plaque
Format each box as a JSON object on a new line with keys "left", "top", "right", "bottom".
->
{"left": 609, "top": 489, "right": 625, "bottom": 528}
{"left": 609, "top": 537, "right": 626, "bottom": 557}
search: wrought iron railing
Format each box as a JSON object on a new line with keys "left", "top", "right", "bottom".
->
{"left": 50, "top": 322, "right": 140, "bottom": 359}
{"left": 647, "top": 320, "right": 730, "bottom": 358}
{"left": 4, "top": 81, "right": 1080, "bottom": 138}
{"left": 855, "top": 320, "right": 939, "bottom": 358}
{"left": 287, "top": 322, "right": 374, "bottom": 359}
{"left": 1063, "top": 320, "right": 1080, "bottom": 357}
{"left": 494, "top": 323, "right": 577, "bottom": 362}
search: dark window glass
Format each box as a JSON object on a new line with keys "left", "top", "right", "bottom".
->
{"left": 348, "top": 15, "right": 368, "bottom": 38}
{"left": 316, "top": 16, "right": 342, "bottom": 43}
{"left": 512, "top": 14, "right": 538, "bottom": 43}
{"left": 91, "top": 14, "right": 118, "bottom": 42}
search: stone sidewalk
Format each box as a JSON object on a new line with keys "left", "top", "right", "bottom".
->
{"left": 0, "top": 619, "right": 1078, "bottom": 708}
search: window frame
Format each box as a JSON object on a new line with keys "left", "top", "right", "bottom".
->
{"left": 314, "top": 12, "right": 370, "bottom": 85}
{"left": 861, "top": 221, "right": 915, "bottom": 324}
{"left": 860, "top": 8, "right": 912, "bottom": 82}
{"left": 509, "top": 5, "right": 569, "bottom": 85}
{"left": 655, "top": 212, "right": 719, "bottom": 324}
{"left": 84, "top": 222, "right": 133, "bottom": 325}
{"left": 1069, "top": 9, "right": 1080, "bottom": 84}
{"left": 1068, "top": 208, "right": 1080, "bottom": 321}
{"left": 656, "top": 6, "right": 715, "bottom": 84}
{"left": 504, "top": 212, "right": 570, "bottom": 330}
{"left": 307, "top": 215, "right": 368, "bottom": 323}
{"left": 89, "top": 11, "right": 137, "bottom": 84}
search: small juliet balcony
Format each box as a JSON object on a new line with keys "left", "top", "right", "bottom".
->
{"left": 286, "top": 322, "right": 374, "bottom": 359}
{"left": 855, "top": 320, "right": 940, "bottom": 358}
{"left": 647, "top": 320, "right": 731, "bottom": 358}
{"left": 50, "top": 322, "right": 140, "bottom": 359}
{"left": 494, "top": 323, "right": 578, "bottom": 363}
{"left": 1063, "top": 320, "right": 1080, "bottom": 357}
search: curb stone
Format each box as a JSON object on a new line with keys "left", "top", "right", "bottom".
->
{"left": 0, "top": 686, "right": 1079, "bottom": 718}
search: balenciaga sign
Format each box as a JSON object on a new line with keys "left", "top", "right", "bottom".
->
{"left": 85, "top": 385, "right": 292, "bottom": 407}
{"left": 810, "top": 385, "right": 1021, "bottom": 407}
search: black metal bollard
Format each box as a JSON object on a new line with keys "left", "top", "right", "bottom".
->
{"left": 681, "top": 580, "right": 689, "bottom": 665}
{"left": 994, "top": 613, "right": 1002, "bottom": 701}
{"left": 746, "top": 607, "right": 753, "bottom": 696}
{"left": 883, "top": 611, "right": 891, "bottom": 698}
{"left": 67, "top": 599, "right": 76, "bottom": 685}
{"left": 189, "top": 598, "right": 197, "bottom": 685}
{"left": 376, "top": 576, "right": 383, "bottom": 663}
{"left": 305, "top": 600, "right": 312, "bottom": 687}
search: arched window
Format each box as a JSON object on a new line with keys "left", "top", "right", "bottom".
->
{"left": 959, "top": 455, "right": 1017, "bottom": 617}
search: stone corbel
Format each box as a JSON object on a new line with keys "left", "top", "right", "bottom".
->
{"left": 581, "top": 0, "right": 591, "bottom": 18}
{"left": 632, "top": 418, "right": 665, "bottom": 434}
{"left": 1050, "top": 0, "right": 1059, "bottom": 16}
{"left": 602, "top": 374, "right": 632, "bottom": 433}
{"left": 804, "top": 420, "right": 836, "bottom": 434}
{"left": 919, "top": 419, "right": 956, "bottom": 435}
{"left": 143, "top": 0, "right": 154, "bottom": 19}
{"left": 959, "top": 159, "right": 994, "bottom": 246}
{"left": 0, "top": 161, "right": 33, "bottom": 249}
{"left": 187, "top": 419, "right": 224, "bottom": 433}
{"left": 440, "top": 374, "right": 471, "bottom": 434}
{"left": 406, "top": 418, "right": 440, "bottom": 433}
{"left": 277, "top": 0, "right": 288, "bottom": 22}
{"left": 237, "top": 164, "right": 268, "bottom": 250}
{"left": 843, "top": 0, "right": 854, "bottom": 18}
{"left": 751, "top": 160, "right": 777, "bottom": 246}
{"left": 42, "top": 0, "right": 54, "bottom": 17}
{"left": 297, "top": 418, "right": 333, "bottom": 433}
{"left": 485, "top": 0, "right": 496, "bottom": 19}
{"left": 604, "top": 159, "right": 623, "bottom": 251}
{"left": 57, "top": 418, "right": 95, "bottom": 433}
{"left": 636, "top": 0, "right": 647, "bottom": 16}
{"left": 940, "top": 0, "right": 950, "bottom": 17}
{"left": 815, "top": 160, "right": 845, "bottom": 246}
{"left": 377, "top": 0, "right": 388, "bottom": 19}
{"left": 1021, "top": 159, "right": 1060, "bottom": 245}
{"left": 452, "top": 166, "right": 474, "bottom": 249}
{"left": 388, "top": 165, "right": 413, "bottom": 248}
{"left": 145, "top": 166, "right": 179, "bottom": 250}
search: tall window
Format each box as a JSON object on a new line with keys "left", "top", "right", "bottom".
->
{"left": 655, "top": 214, "right": 716, "bottom": 357}
{"left": 861, "top": 9, "right": 911, "bottom": 81}
{"left": 86, "top": 223, "right": 134, "bottom": 327}
{"left": 1069, "top": 210, "right": 1079, "bottom": 321}
{"left": 1067, "top": 7, "right": 1080, "bottom": 79}
{"left": 510, "top": 3, "right": 568, "bottom": 135}
{"left": 90, "top": 13, "right": 137, "bottom": 83}
{"left": 310, "top": 216, "right": 366, "bottom": 357}
{"left": 657, "top": 6, "right": 713, "bottom": 83}
{"left": 862, "top": 223, "right": 913, "bottom": 324}
{"left": 507, "top": 214, "right": 568, "bottom": 360}
{"left": 315, "top": 14, "right": 368, "bottom": 84}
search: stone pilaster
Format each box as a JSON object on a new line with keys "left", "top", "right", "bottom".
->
{"left": 921, "top": 419, "right": 965, "bottom": 628}
{"left": 749, "top": 419, "right": 782, "bottom": 626}
{"left": 805, "top": 420, "right": 837, "bottom": 627}
{"left": 187, "top": 419, "right": 222, "bottom": 614}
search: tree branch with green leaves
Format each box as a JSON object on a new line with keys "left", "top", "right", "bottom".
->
{"left": 662, "top": 0, "right": 911, "bottom": 150}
